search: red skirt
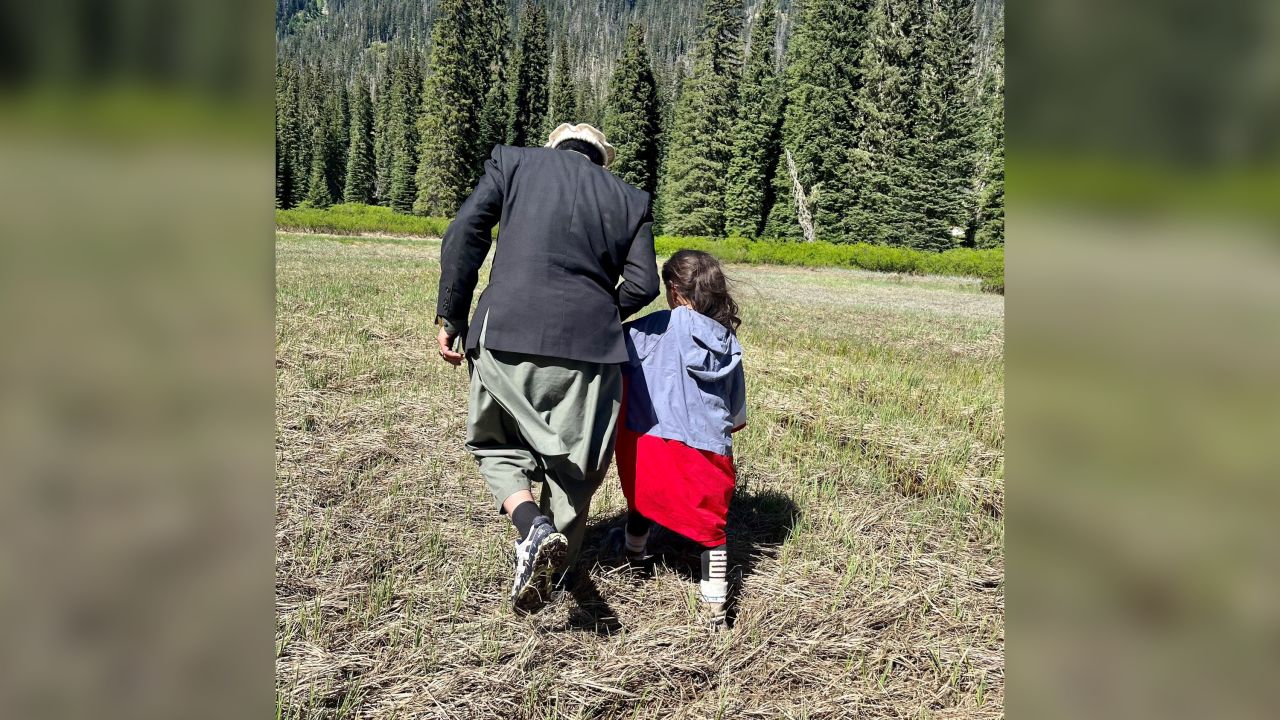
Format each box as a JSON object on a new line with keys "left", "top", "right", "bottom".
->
{"left": 615, "top": 421, "right": 736, "bottom": 548}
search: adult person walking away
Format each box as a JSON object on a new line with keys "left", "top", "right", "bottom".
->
{"left": 435, "top": 124, "right": 660, "bottom": 614}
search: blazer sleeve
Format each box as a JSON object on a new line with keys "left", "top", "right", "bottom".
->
{"left": 436, "top": 147, "right": 505, "bottom": 330}
{"left": 615, "top": 198, "right": 660, "bottom": 321}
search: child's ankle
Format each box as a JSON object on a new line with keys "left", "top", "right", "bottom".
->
{"left": 624, "top": 529, "right": 649, "bottom": 554}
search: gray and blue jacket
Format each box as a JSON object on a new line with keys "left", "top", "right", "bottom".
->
{"left": 622, "top": 307, "right": 747, "bottom": 457}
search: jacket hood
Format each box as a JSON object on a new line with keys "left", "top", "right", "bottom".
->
{"left": 674, "top": 306, "right": 742, "bottom": 382}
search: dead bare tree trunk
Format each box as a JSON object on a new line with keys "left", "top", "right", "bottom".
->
{"left": 785, "top": 148, "right": 816, "bottom": 243}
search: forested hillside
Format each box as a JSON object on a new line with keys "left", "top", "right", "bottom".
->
{"left": 276, "top": 0, "right": 1004, "bottom": 248}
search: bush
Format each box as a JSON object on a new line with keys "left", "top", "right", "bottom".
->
{"left": 275, "top": 206, "right": 1005, "bottom": 292}
{"left": 276, "top": 203, "right": 450, "bottom": 237}
{"left": 655, "top": 236, "right": 1004, "bottom": 291}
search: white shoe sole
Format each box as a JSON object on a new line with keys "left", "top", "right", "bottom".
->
{"left": 513, "top": 532, "right": 568, "bottom": 615}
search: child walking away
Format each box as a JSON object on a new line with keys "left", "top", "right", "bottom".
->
{"left": 612, "top": 250, "right": 746, "bottom": 630}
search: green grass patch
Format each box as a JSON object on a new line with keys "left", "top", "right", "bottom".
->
{"left": 274, "top": 204, "right": 1004, "bottom": 292}
{"left": 275, "top": 203, "right": 450, "bottom": 237}
{"left": 656, "top": 236, "right": 1005, "bottom": 291}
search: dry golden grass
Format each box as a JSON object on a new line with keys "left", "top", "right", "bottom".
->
{"left": 276, "top": 232, "right": 1004, "bottom": 719}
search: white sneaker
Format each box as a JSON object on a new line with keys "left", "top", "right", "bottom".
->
{"left": 699, "top": 579, "right": 729, "bottom": 630}
{"left": 511, "top": 519, "right": 568, "bottom": 615}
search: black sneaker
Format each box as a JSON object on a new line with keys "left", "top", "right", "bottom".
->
{"left": 511, "top": 519, "right": 568, "bottom": 615}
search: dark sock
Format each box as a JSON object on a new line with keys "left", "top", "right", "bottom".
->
{"left": 511, "top": 501, "right": 543, "bottom": 540}
{"left": 701, "top": 544, "right": 729, "bottom": 583}
{"left": 626, "top": 511, "right": 653, "bottom": 537}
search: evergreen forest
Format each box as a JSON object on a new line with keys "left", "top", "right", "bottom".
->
{"left": 276, "top": 0, "right": 1004, "bottom": 248}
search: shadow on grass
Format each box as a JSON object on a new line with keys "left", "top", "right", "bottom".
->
{"left": 561, "top": 573, "right": 624, "bottom": 636}
{"left": 577, "top": 482, "right": 801, "bottom": 629}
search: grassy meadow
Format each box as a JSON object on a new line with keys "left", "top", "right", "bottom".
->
{"left": 275, "top": 231, "right": 1005, "bottom": 719}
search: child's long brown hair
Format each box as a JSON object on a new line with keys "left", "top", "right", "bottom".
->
{"left": 662, "top": 250, "right": 741, "bottom": 333}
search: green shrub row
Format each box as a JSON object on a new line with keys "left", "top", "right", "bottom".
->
{"left": 275, "top": 203, "right": 451, "bottom": 237}
{"left": 654, "top": 236, "right": 1004, "bottom": 292}
{"left": 274, "top": 205, "right": 1004, "bottom": 293}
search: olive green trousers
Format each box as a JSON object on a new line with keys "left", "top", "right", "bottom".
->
{"left": 466, "top": 318, "right": 622, "bottom": 564}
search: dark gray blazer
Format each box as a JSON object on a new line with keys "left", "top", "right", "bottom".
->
{"left": 436, "top": 145, "right": 660, "bottom": 364}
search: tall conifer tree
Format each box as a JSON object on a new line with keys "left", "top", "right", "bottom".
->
{"left": 549, "top": 36, "right": 580, "bottom": 126}
{"left": 389, "top": 54, "right": 422, "bottom": 213}
{"left": 604, "top": 25, "right": 661, "bottom": 194}
{"left": 294, "top": 65, "right": 319, "bottom": 201}
{"left": 723, "top": 0, "right": 783, "bottom": 237}
{"left": 843, "top": 0, "right": 925, "bottom": 243}
{"left": 506, "top": 1, "right": 550, "bottom": 147}
{"left": 344, "top": 76, "right": 376, "bottom": 204}
{"left": 656, "top": 0, "right": 742, "bottom": 237}
{"left": 414, "top": 0, "right": 477, "bottom": 215}
{"left": 476, "top": 1, "right": 512, "bottom": 161}
{"left": 898, "top": 0, "right": 980, "bottom": 249}
{"left": 275, "top": 129, "right": 288, "bottom": 209}
{"left": 325, "top": 79, "right": 350, "bottom": 201}
{"left": 650, "top": 63, "right": 685, "bottom": 231}
{"left": 304, "top": 121, "right": 334, "bottom": 207}
{"left": 764, "top": 0, "right": 870, "bottom": 240}
{"left": 656, "top": 63, "right": 685, "bottom": 166}
{"left": 576, "top": 77, "right": 605, "bottom": 128}
{"left": 973, "top": 23, "right": 1004, "bottom": 248}
{"left": 372, "top": 60, "right": 394, "bottom": 204}
{"left": 275, "top": 65, "right": 304, "bottom": 209}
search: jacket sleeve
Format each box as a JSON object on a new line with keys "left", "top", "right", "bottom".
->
{"left": 729, "top": 363, "right": 748, "bottom": 432}
{"left": 623, "top": 311, "right": 661, "bottom": 368}
{"left": 615, "top": 199, "right": 660, "bottom": 321}
{"left": 436, "top": 147, "right": 505, "bottom": 330}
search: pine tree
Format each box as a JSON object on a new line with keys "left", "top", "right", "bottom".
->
{"left": 897, "top": 0, "right": 980, "bottom": 250}
{"left": 761, "top": 147, "right": 799, "bottom": 237}
{"left": 650, "top": 63, "right": 684, "bottom": 232}
{"left": 973, "top": 23, "right": 1003, "bottom": 248}
{"left": 575, "top": 77, "right": 604, "bottom": 128}
{"left": 604, "top": 24, "right": 662, "bottom": 194}
{"left": 373, "top": 60, "right": 394, "bottom": 204}
{"left": 476, "top": 0, "right": 511, "bottom": 161}
{"left": 655, "top": 63, "right": 685, "bottom": 169}
{"left": 414, "top": 10, "right": 470, "bottom": 217}
{"left": 843, "top": 0, "right": 925, "bottom": 244}
{"left": 298, "top": 65, "right": 331, "bottom": 207}
{"left": 723, "top": 0, "right": 783, "bottom": 237}
{"left": 304, "top": 120, "right": 334, "bottom": 207}
{"left": 389, "top": 53, "right": 422, "bottom": 213}
{"left": 275, "top": 130, "right": 287, "bottom": 209}
{"left": 294, "top": 65, "right": 316, "bottom": 201}
{"left": 344, "top": 76, "right": 376, "bottom": 204}
{"left": 478, "top": 74, "right": 511, "bottom": 157}
{"left": 325, "top": 79, "right": 350, "bottom": 201}
{"left": 506, "top": 0, "right": 550, "bottom": 147}
{"left": 416, "top": 0, "right": 510, "bottom": 215}
{"left": 764, "top": 0, "right": 871, "bottom": 241}
{"left": 549, "top": 35, "right": 580, "bottom": 126}
{"left": 656, "top": 0, "right": 743, "bottom": 237}
{"left": 275, "top": 64, "right": 304, "bottom": 209}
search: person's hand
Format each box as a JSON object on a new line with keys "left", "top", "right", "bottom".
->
{"left": 437, "top": 327, "right": 463, "bottom": 366}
